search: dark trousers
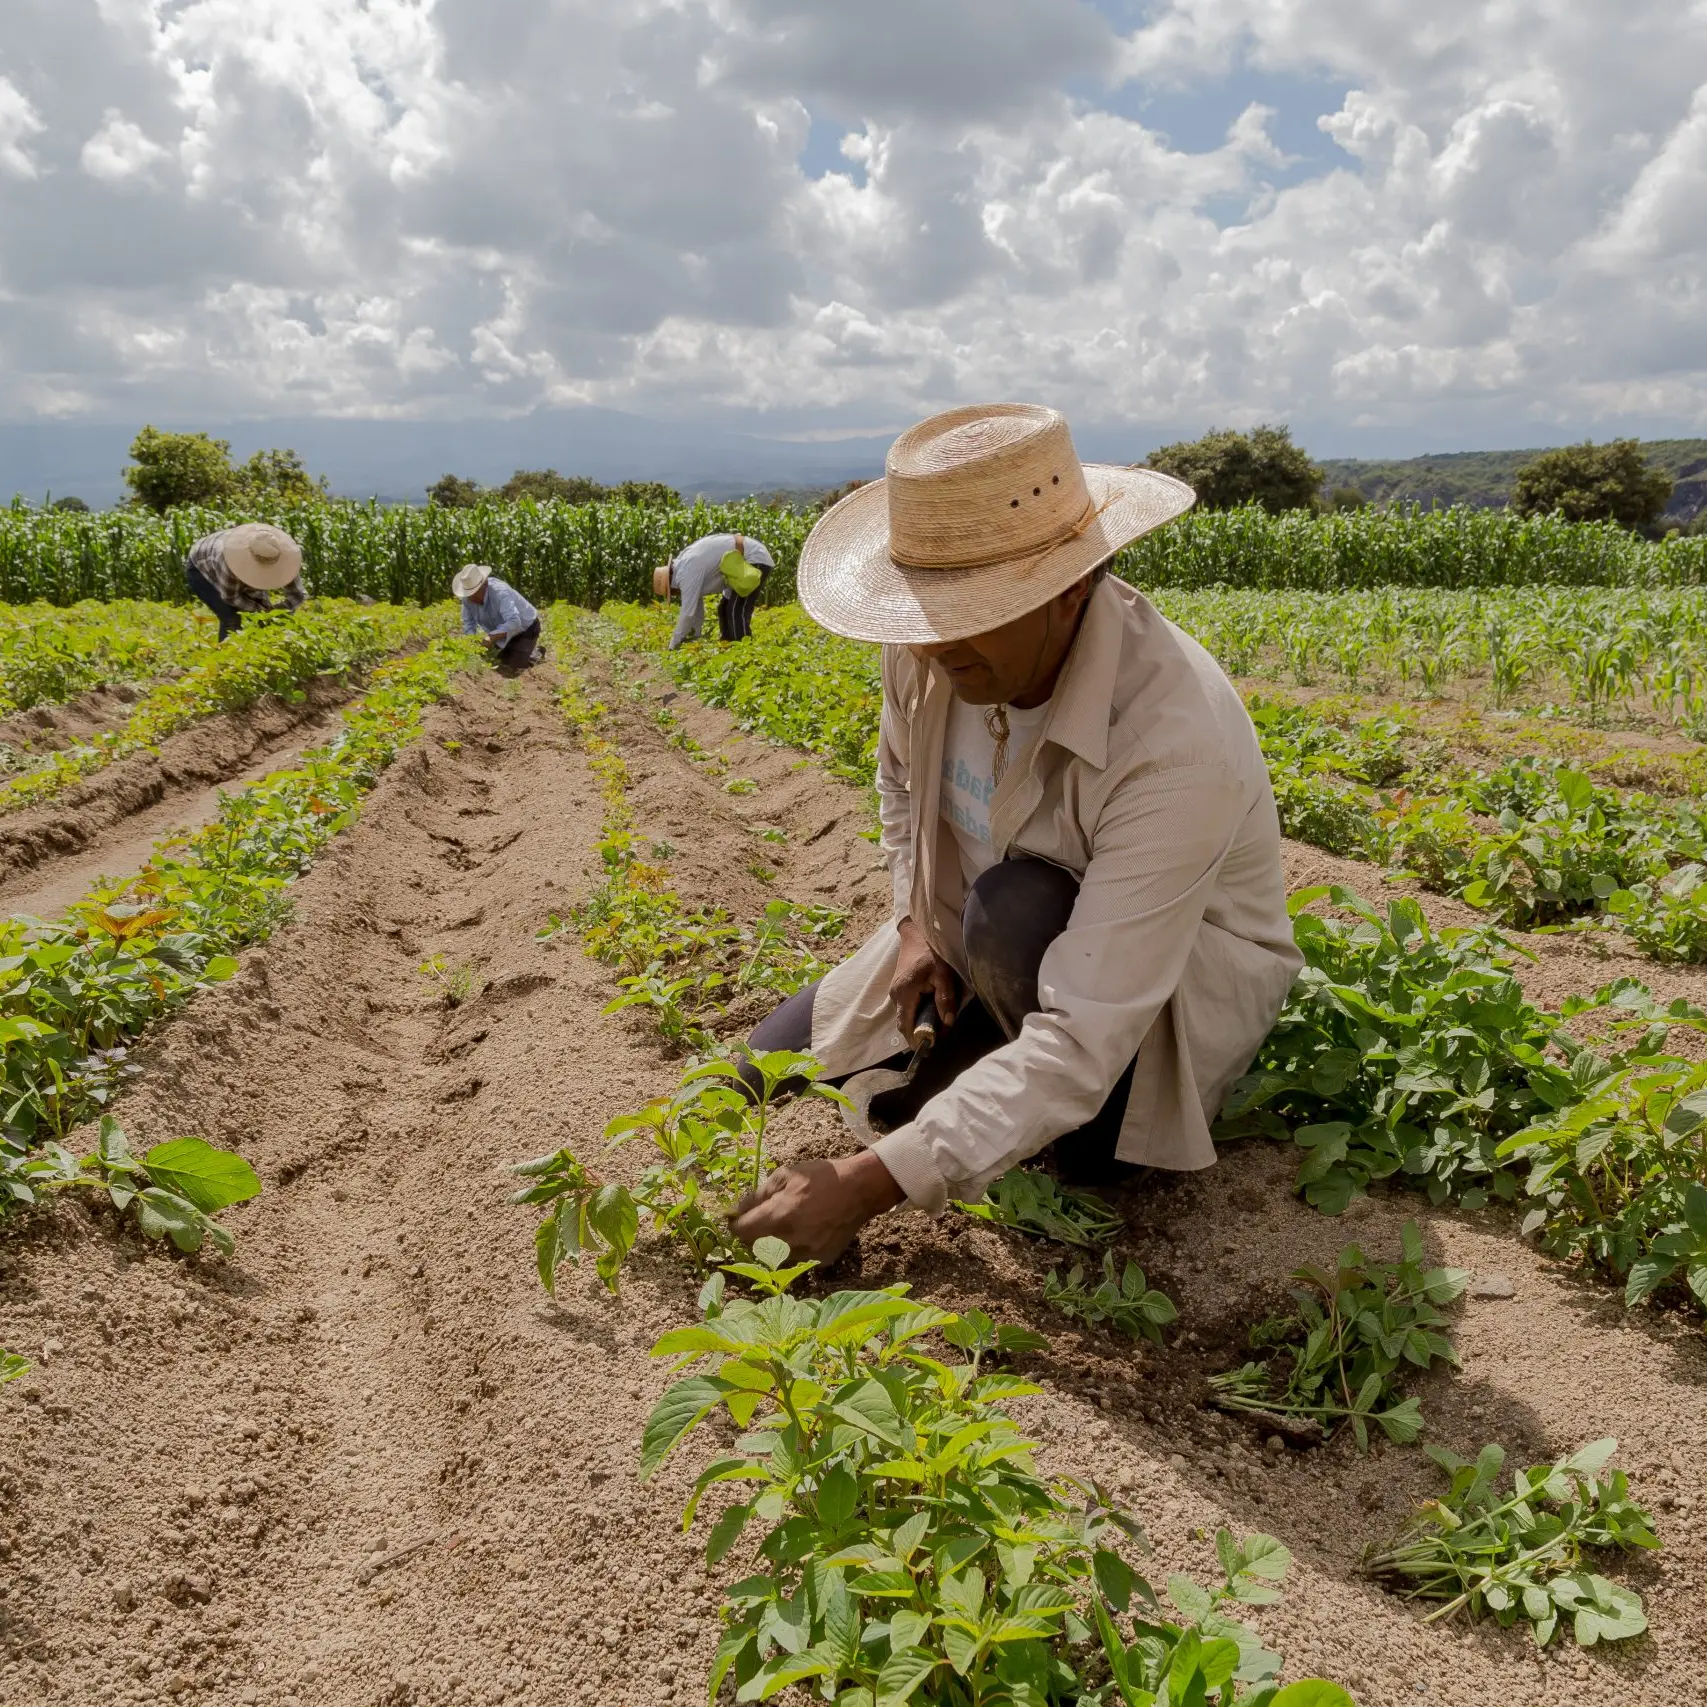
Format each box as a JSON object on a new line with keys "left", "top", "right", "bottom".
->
{"left": 717, "top": 567, "right": 768, "bottom": 641}
{"left": 185, "top": 560, "right": 242, "bottom": 641}
{"left": 747, "top": 857, "right": 1139, "bottom": 1186}
{"left": 493, "top": 618, "right": 542, "bottom": 674}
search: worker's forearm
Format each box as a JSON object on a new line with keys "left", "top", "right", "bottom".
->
{"left": 845, "top": 1147, "right": 907, "bottom": 1217}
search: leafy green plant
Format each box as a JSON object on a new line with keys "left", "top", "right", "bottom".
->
{"left": 642, "top": 1238, "right": 1355, "bottom": 1707}
{"left": 1, "top": 1348, "right": 29, "bottom": 1385}
{"left": 1208, "top": 1223, "right": 1465, "bottom": 1450}
{"left": 1043, "top": 1254, "right": 1178, "bottom": 1346}
{"left": 511, "top": 1049, "right": 842, "bottom": 1292}
{"left": 1365, "top": 1439, "right": 1659, "bottom": 1647}
{"left": 3, "top": 1115, "right": 259, "bottom": 1254}
{"left": 958, "top": 1169, "right": 1124, "bottom": 1248}
{"left": 1495, "top": 1048, "right": 1707, "bottom": 1309}
{"left": 1093, "top": 1530, "right": 1356, "bottom": 1707}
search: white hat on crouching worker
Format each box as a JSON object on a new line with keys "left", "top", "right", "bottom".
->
{"left": 797, "top": 403, "right": 1195, "bottom": 646}
{"left": 221, "top": 523, "right": 303, "bottom": 591}
{"left": 452, "top": 563, "right": 492, "bottom": 600}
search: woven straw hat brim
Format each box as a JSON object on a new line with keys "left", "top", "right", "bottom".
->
{"left": 452, "top": 564, "right": 492, "bottom": 600}
{"left": 798, "top": 464, "right": 1194, "bottom": 645}
{"left": 222, "top": 524, "right": 303, "bottom": 592}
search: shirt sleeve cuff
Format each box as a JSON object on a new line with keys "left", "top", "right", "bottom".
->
{"left": 870, "top": 1124, "right": 950, "bottom": 1217}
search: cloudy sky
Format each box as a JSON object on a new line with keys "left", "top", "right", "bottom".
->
{"left": 3, "top": 0, "right": 1706, "bottom": 455}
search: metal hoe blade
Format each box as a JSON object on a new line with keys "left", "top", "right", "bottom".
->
{"left": 839, "top": 995, "right": 939, "bottom": 1142}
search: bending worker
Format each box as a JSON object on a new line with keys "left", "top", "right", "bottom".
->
{"left": 653, "top": 532, "right": 774, "bottom": 649}
{"left": 730, "top": 403, "right": 1302, "bottom": 1265}
{"left": 184, "top": 523, "right": 306, "bottom": 640}
{"left": 453, "top": 564, "right": 543, "bottom": 671}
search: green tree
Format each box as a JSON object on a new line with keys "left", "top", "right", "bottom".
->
{"left": 1146, "top": 424, "right": 1323, "bottom": 512}
{"left": 498, "top": 468, "right": 609, "bottom": 503}
{"left": 48, "top": 495, "right": 89, "bottom": 513}
{"left": 1511, "top": 440, "right": 1673, "bottom": 532}
{"left": 1326, "top": 485, "right": 1368, "bottom": 512}
{"left": 427, "top": 473, "right": 483, "bottom": 508}
{"left": 609, "top": 479, "right": 681, "bottom": 508}
{"left": 123, "top": 427, "right": 240, "bottom": 513}
{"left": 236, "top": 447, "right": 325, "bottom": 505}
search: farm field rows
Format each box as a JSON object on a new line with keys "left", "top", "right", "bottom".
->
{"left": 0, "top": 593, "right": 1704, "bottom": 1707}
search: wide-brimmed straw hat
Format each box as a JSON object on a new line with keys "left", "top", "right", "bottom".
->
{"left": 221, "top": 523, "right": 303, "bottom": 591}
{"left": 798, "top": 404, "right": 1195, "bottom": 645}
{"left": 652, "top": 564, "right": 671, "bottom": 600}
{"left": 452, "top": 563, "right": 492, "bottom": 600}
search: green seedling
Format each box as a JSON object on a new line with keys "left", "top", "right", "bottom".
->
{"left": 1044, "top": 1252, "right": 1178, "bottom": 1345}
{"left": 746, "top": 861, "right": 776, "bottom": 884}
{"left": 3, "top": 1116, "right": 260, "bottom": 1255}
{"left": 1094, "top": 1529, "right": 1356, "bottom": 1707}
{"left": 1, "top": 1349, "right": 29, "bottom": 1386}
{"left": 1208, "top": 1221, "right": 1465, "bottom": 1450}
{"left": 724, "top": 776, "right": 758, "bottom": 795}
{"left": 958, "top": 1167, "right": 1124, "bottom": 1247}
{"left": 1366, "top": 1439, "right": 1659, "bottom": 1647}
{"left": 511, "top": 1049, "right": 843, "bottom": 1292}
{"left": 418, "top": 952, "right": 482, "bottom": 1007}
{"left": 755, "top": 824, "right": 788, "bottom": 843}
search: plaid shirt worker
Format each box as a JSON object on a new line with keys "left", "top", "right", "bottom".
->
{"left": 186, "top": 530, "right": 308, "bottom": 614}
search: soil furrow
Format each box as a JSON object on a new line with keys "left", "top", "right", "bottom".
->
{"left": 0, "top": 675, "right": 363, "bottom": 901}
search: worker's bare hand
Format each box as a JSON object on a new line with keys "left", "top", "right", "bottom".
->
{"left": 890, "top": 916, "right": 958, "bottom": 1040}
{"left": 730, "top": 1153, "right": 906, "bottom": 1268}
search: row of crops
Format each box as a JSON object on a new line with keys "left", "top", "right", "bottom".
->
{"left": 7, "top": 495, "right": 1707, "bottom": 607}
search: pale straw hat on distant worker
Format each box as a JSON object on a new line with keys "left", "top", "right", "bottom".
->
{"left": 221, "top": 523, "right": 304, "bottom": 591}
{"left": 452, "top": 563, "right": 493, "bottom": 600}
{"left": 652, "top": 564, "right": 671, "bottom": 600}
{"left": 797, "top": 403, "right": 1195, "bottom": 646}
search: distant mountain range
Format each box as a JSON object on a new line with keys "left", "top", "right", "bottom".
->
{"left": 1319, "top": 440, "right": 1707, "bottom": 523}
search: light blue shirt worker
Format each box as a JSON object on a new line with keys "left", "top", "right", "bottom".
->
{"left": 458, "top": 575, "right": 539, "bottom": 646}
{"left": 669, "top": 533, "right": 774, "bottom": 649}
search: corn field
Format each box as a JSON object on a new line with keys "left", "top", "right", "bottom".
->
{"left": 3, "top": 496, "right": 1706, "bottom": 608}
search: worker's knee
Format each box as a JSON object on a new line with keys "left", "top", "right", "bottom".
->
{"left": 962, "top": 858, "right": 1080, "bottom": 1036}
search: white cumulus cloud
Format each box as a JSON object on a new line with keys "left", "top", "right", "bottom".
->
{"left": 0, "top": 0, "right": 1703, "bottom": 447}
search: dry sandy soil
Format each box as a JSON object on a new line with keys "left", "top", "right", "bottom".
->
{"left": 0, "top": 651, "right": 1704, "bottom": 1707}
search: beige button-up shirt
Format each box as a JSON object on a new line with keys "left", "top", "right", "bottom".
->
{"left": 809, "top": 577, "right": 1301, "bottom": 1214}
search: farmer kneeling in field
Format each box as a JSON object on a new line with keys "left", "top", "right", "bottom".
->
{"left": 453, "top": 564, "right": 543, "bottom": 672}
{"left": 653, "top": 532, "right": 774, "bottom": 649}
{"left": 731, "top": 403, "right": 1302, "bottom": 1266}
{"left": 184, "top": 523, "right": 307, "bottom": 641}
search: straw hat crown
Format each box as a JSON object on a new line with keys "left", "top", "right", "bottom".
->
{"left": 222, "top": 523, "right": 303, "bottom": 591}
{"left": 887, "top": 406, "right": 1095, "bottom": 572}
{"left": 797, "top": 402, "right": 1195, "bottom": 645}
{"left": 452, "top": 563, "right": 493, "bottom": 600}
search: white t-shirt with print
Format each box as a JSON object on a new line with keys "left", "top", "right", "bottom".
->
{"left": 939, "top": 694, "right": 1051, "bottom": 886}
